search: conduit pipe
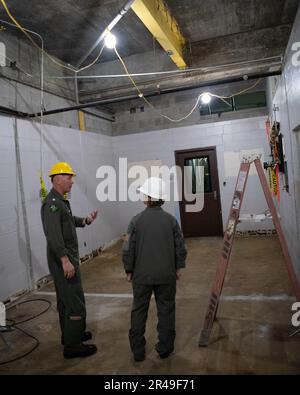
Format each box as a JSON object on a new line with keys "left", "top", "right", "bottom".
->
{"left": 76, "top": 0, "right": 136, "bottom": 68}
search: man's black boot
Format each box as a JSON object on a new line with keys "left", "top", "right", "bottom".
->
{"left": 155, "top": 343, "right": 173, "bottom": 359}
{"left": 133, "top": 353, "right": 145, "bottom": 362}
{"left": 63, "top": 343, "right": 97, "bottom": 359}
{"left": 61, "top": 331, "right": 92, "bottom": 345}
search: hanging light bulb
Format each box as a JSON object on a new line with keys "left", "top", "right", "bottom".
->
{"left": 201, "top": 92, "right": 211, "bottom": 104}
{"left": 104, "top": 32, "right": 117, "bottom": 49}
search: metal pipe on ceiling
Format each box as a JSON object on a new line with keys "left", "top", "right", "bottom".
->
{"left": 27, "top": 70, "right": 281, "bottom": 118}
{"left": 0, "top": 105, "right": 28, "bottom": 117}
{"left": 0, "top": 101, "right": 114, "bottom": 121}
{"left": 73, "top": 0, "right": 135, "bottom": 119}
{"left": 76, "top": 0, "right": 136, "bottom": 68}
{"left": 52, "top": 56, "right": 282, "bottom": 80}
{"left": 27, "top": 101, "right": 115, "bottom": 119}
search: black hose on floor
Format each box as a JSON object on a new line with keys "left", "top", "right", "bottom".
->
{"left": 0, "top": 298, "right": 51, "bottom": 365}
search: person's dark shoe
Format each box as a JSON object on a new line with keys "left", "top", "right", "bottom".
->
{"left": 134, "top": 353, "right": 145, "bottom": 362}
{"left": 81, "top": 331, "right": 92, "bottom": 342}
{"left": 61, "top": 331, "right": 92, "bottom": 345}
{"left": 158, "top": 351, "right": 172, "bottom": 359}
{"left": 155, "top": 343, "right": 173, "bottom": 359}
{"left": 63, "top": 343, "right": 97, "bottom": 359}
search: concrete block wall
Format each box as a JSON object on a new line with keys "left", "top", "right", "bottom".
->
{"left": 79, "top": 49, "right": 175, "bottom": 93}
{"left": 0, "top": 30, "right": 113, "bottom": 134}
{"left": 0, "top": 115, "right": 121, "bottom": 301}
{"left": 266, "top": 5, "right": 300, "bottom": 284}
{"left": 0, "top": 76, "right": 113, "bottom": 134}
{"left": 0, "top": 30, "right": 74, "bottom": 99}
{"left": 113, "top": 116, "right": 272, "bottom": 235}
{"left": 110, "top": 79, "right": 267, "bottom": 136}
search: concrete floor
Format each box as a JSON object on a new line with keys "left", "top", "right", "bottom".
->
{"left": 0, "top": 236, "right": 299, "bottom": 375}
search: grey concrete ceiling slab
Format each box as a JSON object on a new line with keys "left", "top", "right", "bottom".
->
{"left": 0, "top": 0, "right": 155, "bottom": 64}
{"left": 170, "top": 0, "right": 299, "bottom": 42}
{"left": 0, "top": 0, "right": 299, "bottom": 102}
{"left": 0, "top": 0, "right": 298, "bottom": 63}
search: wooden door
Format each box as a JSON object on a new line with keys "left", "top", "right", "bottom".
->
{"left": 175, "top": 147, "right": 223, "bottom": 237}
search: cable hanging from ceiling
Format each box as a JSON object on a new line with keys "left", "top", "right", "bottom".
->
{"left": 1, "top": 0, "right": 264, "bottom": 123}
{"left": 114, "top": 44, "right": 262, "bottom": 123}
{"left": 0, "top": 0, "right": 105, "bottom": 73}
{"left": 0, "top": 1, "right": 108, "bottom": 205}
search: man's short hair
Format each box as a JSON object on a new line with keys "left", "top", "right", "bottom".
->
{"left": 51, "top": 173, "right": 70, "bottom": 182}
{"left": 147, "top": 197, "right": 164, "bottom": 207}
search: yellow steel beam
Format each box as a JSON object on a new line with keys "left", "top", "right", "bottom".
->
{"left": 78, "top": 110, "right": 85, "bottom": 131}
{"left": 131, "top": 0, "right": 187, "bottom": 69}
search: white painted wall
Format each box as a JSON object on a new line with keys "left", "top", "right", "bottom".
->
{"left": 0, "top": 113, "right": 284, "bottom": 302}
{"left": 266, "top": 5, "right": 300, "bottom": 283}
{"left": 0, "top": 114, "right": 281, "bottom": 302}
{"left": 113, "top": 116, "right": 272, "bottom": 234}
{"left": 0, "top": 116, "right": 121, "bottom": 301}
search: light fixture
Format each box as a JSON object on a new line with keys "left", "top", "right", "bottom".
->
{"left": 201, "top": 92, "right": 211, "bottom": 104}
{"left": 104, "top": 32, "right": 117, "bottom": 49}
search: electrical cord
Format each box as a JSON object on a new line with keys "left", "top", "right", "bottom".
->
{"left": 6, "top": 298, "right": 51, "bottom": 324}
{"left": 0, "top": 298, "right": 51, "bottom": 366}
{"left": 114, "top": 46, "right": 262, "bottom": 123}
{"left": 0, "top": 0, "right": 105, "bottom": 73}
{"left": 0, "top": 326, "right": 40, "bottom": 365}
{"left": 1, "top": 0, "right": 264, "bottom": 122}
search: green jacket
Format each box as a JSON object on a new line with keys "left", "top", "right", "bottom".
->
{"left": 122, "top": 207, "right": 187, "bottom": 284}
{"left": 41, "top": 188, "right": 85, "bottom": 265}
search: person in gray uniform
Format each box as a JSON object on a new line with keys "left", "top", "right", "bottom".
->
{"left": 41, "top": 162, "right": 98, "bottom": 359}
{"left": 122, "top": 177, "right": 187, "bottom": 362}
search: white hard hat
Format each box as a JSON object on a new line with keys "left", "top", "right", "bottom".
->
{"left": 138, "top": 177, "right": 166, "bottom": 200}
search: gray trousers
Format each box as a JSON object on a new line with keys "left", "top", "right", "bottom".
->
{"left": 129, "top": 282, "right": 176, "bottom": 356}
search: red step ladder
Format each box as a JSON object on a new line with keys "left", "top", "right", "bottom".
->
{"left": 199, "top": 155, "right": 300, "bottom": 347}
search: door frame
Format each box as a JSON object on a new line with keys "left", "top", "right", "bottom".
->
{"left": 174, "top": 146, "right": 223, "bottom": 236}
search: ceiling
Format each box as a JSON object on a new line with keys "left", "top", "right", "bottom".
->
{"left": 0, "top": 0, "right": 299, "bottom": 104}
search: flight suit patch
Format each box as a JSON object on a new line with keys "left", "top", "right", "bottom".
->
{"left": 50, "top": 204, "right": 59, "bottom": 213}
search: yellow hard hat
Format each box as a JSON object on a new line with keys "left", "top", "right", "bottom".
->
{"left": 48, "top": 162, "right": 76, "bottom": 177}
